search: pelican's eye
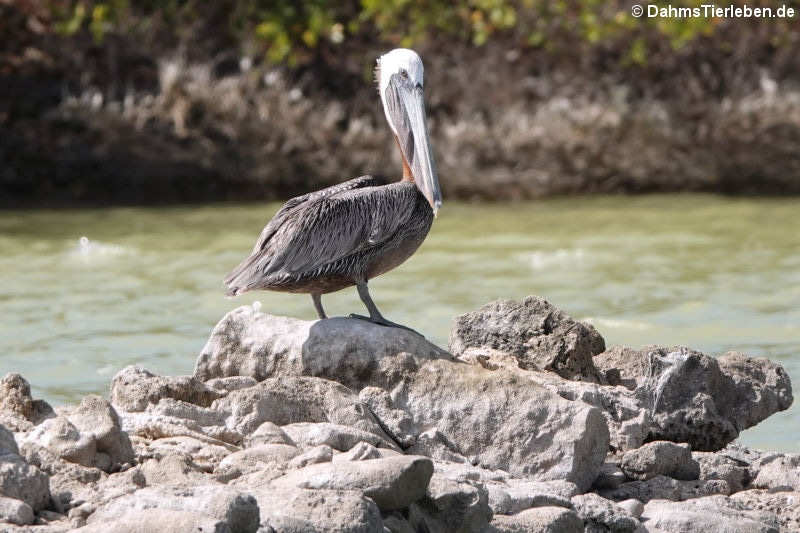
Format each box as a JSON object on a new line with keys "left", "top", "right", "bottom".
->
{"left": 400, "top": 69, "right": 409, "bottom": 79}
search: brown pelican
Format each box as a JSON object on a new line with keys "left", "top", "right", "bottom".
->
{"left": 224, "top": 48, "right": 441, "bottom": 330}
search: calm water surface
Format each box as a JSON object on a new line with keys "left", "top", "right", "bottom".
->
{"left": 0, "top": 195, "right": 798, "bottom": 451}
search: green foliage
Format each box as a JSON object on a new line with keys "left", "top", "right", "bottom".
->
{"left": 45, "top": 0, "right": 799, "bottom": 65}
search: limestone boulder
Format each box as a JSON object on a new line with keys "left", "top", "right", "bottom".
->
{"left": 641, "top": 494, "right": 780, "bottom": 533}
{"left": 252, "top": 487, "right": 383, "bottom": 532}
{"left": 111, "top": 366, "right": 222, "bottom": 412}
{"left": 620, "top": 441, "right": 699, "bottom": 481}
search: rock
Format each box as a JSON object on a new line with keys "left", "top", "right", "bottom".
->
{"left": 449, "top": 296, "right": 605, "bottom": 381}
{"left": 594, "top": 346, "right": 792, "bottom": 451}
{"left": 592, "top": 462, "right": 627, "bottom": 490}
{"left": 571, "top": 493, "right": 640, "bottom": 532}
{"left": 281, "top": 422, "right": 395, "bottom": 451}
{"left": 333, "top": 441, "right": 380, "bottom": 462}
{"left": 487, "top": 480, "right": 575, "bottom": 515}
{"left": 271, "top": 455, "right": 433, "bottom": 511}
{"left": 391, "top": 360, "right": 609, "bottom": 490}
{"left": 118, "top": 401, "right": 240, "bottom": 447}
{"left": 693, "top": 451, "right": 750, "bottom": 493}
{"left": 0, "top": 453, "right": 50, "bottom": 510}
{"left": 0, "top": 373, "right": 54, "bottom": 424}
{"left": 751, "top": 453, "right": 800, "bottom": 491}
{"left": 641, "top": 495, "right": 780, "bottom": 533}
{"left": 488, "top": 506, "right": 583, "bottom": 533}
{"left": 730, "top": 489, "right": 800, "bottom": 531}
{"left": 243, "top": 421, "right": 293, "bottom": 447}
{"left": 66, "top": 395, "right": 135, "bottom": 470}
{"left": 205, "top": 376, "right": 258, "bottom": 393}
{"left": 616, "top": 499, "right": 643, "bottom": 518}
{"left": 0, "top": 495, "right": 35, "bottom": 525}
{"left": 22, "top": 416, "right": 96, "bottom": 467}
{"left": 139, "top": 453, "right": 211, "bottom": 486}
{"left": 193, "top": 306, "right": 450, "bottom": 388}
{"left": 217, "top": 444, "right": 299, "bottom": 477}
{"left": 111, "top": 366, "right": 222, "bottom": 412}
{"left": 193, "top": 305, "right": 610, "bottom": 489}
{"left": 87, "top": 484, "right": 259, "bottom": 533}
{"left": 77, "top": 508, "right": 230, "bottom": 532}
{"left": 0, "top": 425, "right": 18, "bottom": 456}
{"left": 404, "top": 428, "right": 470, "bottom": 464}
{"left": 210, "top": 377, "right": 395, "bottom": 446}
{"left": 620, "top": 441, "right": 699, "bottom": 481}
{"left": 287, "top": 445, "right": 332, "bottom": 468}
{"left": 600, "top": 475, "right": 729, "bottom": 503}
{"left": 144, "top": 436, "right": 231, "bottom": 471}
{"left": 408, "top": 474, "right": 491, "bottom": 533}
{"left": 358, "top": 386, "right": 419, "bottom": 448}
{"left": 252, "top": 488, "right": 383, "bottom": 532}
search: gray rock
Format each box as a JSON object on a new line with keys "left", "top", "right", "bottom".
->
{"left": 0, "top": 425, "right": 18, "bottom": 456}
{"left": 449, "top": 296, "right": 605, "bottom": 381}
{"left": 621, "top": 441, "right": 699, "bottom": 481}
{"left": 66, "top": 395, "right": 135, "bottom": 470}
{"left": 390, "top": 360, "right": 609, "bottom": 490}
{"left": 730, "top": 489, "right": 800, "bottom": 532}
{"left": 205, "top": 376, "right": 258, "bottom": 393}
{"left": 21, "top": 416, "right": 96, "bottom": 468}
{"left": 281, "top": 422, "right": 395, "bottom": 451}
{"left": 358, "top": 387, "right": 419, "bottom": 448}
{"left": 270, "top": 455, "right": 433, "bottom": 511}
{"left": 641, "top": 495, "right": 780, "bottom": 533}
{"left": 0, "top": 495, "right": 35, "bottom": 525}
{"left": 252, "top": 487, "right": 383, "bottom": 532}
{"left": 751, "top": 453, "right": 800, "bottom": 491}
{"left": 87, "top": 484, "right": 259, "bottom": 533}
{"left": 332, "top": 441, "right": 380, "bottom": 462}
{"left": 118, "top": 400, "right": 241, "bottom": 447}
{"left": 143, "top": 436, "right": 232, "bottom": 471}
{"left": 77, "top": 508, "right": 230, "bottom": 532}
{"left": 243, "top": 422, "right": 293, "bottom": 447}
{"left": 0, "top": 373, "right": 54, "bottom": 425}
{"left": 407, "top": 474, "right": 492, "bottom": 533}
{"left": 616, "top": 499, "right": 643, "bottom": 518}
{"left": 193, "top": 306, "right": 450, "bottom": 387}
{"left": 693, "top": 451, "right": 750, "bottom": 493}
{"left": 600, "top": 475, "right": 729, "bottom": 503}
{"left": 571, "top": 493, "right": 640, "bottom": 532}
{"left": 111, "top": 366, "right": 222, "bottom": 412}
{"left": 592, "top": 462, "right": 627, "bottom": 490}
{"left": 489, "top": 506, "right": 583, "bottom": 533}
{"left": 192, "top": 305, "right": 609, "bottom": 489}
{"left": 217, "top": 444, "right": 299, "bottom": 478}
{"left": 287, "top": 445, "right": 332, "bottom": 468}
{"left": 594, "top": 346, "right": 793, "bottom": 451}
{"left": 211, "top": 377, "right": 395, "bottom": 447}
{"left": 139, "top": 453, "right": 211, "bottom": 486}
{"left": 0, "top": 453, "right": 50, "bottom": 510}
{"left": 404, "top": 428, "right": 470, "bottom": 464}
{"left": 487, "top": 480, "right": 575, "bottom": 515}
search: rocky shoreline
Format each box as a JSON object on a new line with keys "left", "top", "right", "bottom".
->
{"left": 0, "top": 296, "right": 796, "bottom": 532}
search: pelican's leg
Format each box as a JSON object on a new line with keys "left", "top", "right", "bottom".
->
{"left": 349, "top": 280, "right": 421, "bottom": 335}
{"left": 311, "top": 293, "right": 327, "bottom": 319}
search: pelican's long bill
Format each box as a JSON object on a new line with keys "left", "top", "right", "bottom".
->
{"left": 384, "top": 73, "right": 442, "bottom": 215}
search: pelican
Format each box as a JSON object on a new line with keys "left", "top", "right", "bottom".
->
{"left": 224, "top": 48, "right": 441, "bottom": 330}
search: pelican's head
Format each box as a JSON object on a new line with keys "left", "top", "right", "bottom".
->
{"left": 377, "top": 48, "right": 442, "bottom": 215}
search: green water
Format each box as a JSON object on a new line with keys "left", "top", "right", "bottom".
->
{"left": 0, "top": 195, "right": 798, "bottom": 452}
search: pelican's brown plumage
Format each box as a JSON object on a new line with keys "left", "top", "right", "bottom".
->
{"left": 224, "top": 49, "right": 441, "bottom": 330}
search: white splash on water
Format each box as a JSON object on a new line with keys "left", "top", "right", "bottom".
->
{"left": 70, "top": 236, "right": 128, "bottom": 262}
{"left": 252, "top": 301, "right": 262, "bottom": 313}
{"left": 527, "top": 248, "right": 587, "bottom": 270}
{"left": 582, "top": 317, "right": 653, "bottom": 331}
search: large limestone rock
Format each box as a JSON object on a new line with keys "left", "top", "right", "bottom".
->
{"left": 641, "top": 494, "right": 780, "bottom": 532}
{"left": 0, "top": 453, "right": 50, "bottom": 510}
{"left": 620, "top": 441, "right": 699, "bottom": 481}
{"left": 270, "top": 455, "right": 434, "bottom": 512}
{"left": 78, "top": 508, "right": 230, "bottom": 532}
{"left": 66, "top": 395, "right": 135, "bottom": 469}
{"left": 111, "top": 366, "right": 222, "bottom": 412}
{"left": 194, "top": 306, "right": 450, "bottom": 386}
{"left": 86, "top": 484, "right": 260, "bottom": 533}
{"left": 194, "top": 308, "right": 610, "bottom": 491}
{"left": 0, "top": 373, "right": 54, "bottom": 432}
{"left": 252, "top": 488, "right": 383, "bottom": 532}
{"left": 488, "top": 506, "right": 583, "bottom": 533}
{"left": 449, "top": 296, "right": 605, "bottom": 381}
{"left": 595, "top": 346, "right": 793, "bottom": 451}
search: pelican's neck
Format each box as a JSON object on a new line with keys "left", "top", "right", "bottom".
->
{"left": 394, "top": 136, "right": 414, "bottom": 182}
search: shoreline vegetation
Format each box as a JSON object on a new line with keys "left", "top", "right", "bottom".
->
{"left": 3, "top": 1, "right": 800, "bottom": 207}
{"left": 0, "top": 295, "right": 795, "bottom": 530}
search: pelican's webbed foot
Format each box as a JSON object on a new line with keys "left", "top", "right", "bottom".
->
{"left": 348, "top": 313, "right": 423, "bottom": 336}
